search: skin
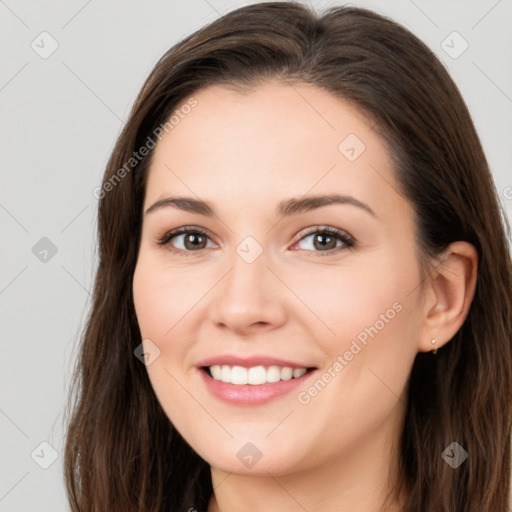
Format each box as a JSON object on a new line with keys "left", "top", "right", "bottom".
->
{"left": 132, "top": 81, "right": 477, "bottom": 512}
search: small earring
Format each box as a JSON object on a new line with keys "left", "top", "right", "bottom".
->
{"left": 431, "top": 338, "right": 438, "bottom": 355}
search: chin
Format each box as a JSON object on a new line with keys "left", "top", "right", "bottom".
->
{"left": 189, "top": 434, "right": 308, "bottom": 476}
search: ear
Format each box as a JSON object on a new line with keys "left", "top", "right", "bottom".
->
{"left": 417, "top": 241, "right": 478, "bottom": 353}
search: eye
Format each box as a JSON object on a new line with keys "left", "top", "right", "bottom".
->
{"left": 291, "top": 226, "right": 355, "bottom": 256}
{"left": 156, "top": 226, "right": 215, "bottom": 257}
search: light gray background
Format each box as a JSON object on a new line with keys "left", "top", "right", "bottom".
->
{"left": 1, "top": 1, "right": 511, "bottom": 510}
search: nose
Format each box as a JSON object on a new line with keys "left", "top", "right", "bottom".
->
{"left": 209, "top": 247, "right": 288, "bottom": 335}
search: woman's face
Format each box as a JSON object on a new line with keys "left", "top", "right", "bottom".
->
{"left": 132, "top": 81, "right": 426, "bottom": 476}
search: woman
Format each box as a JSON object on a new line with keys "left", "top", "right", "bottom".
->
{"left": 64, "top": 2, "right": 512, "bottom": 511}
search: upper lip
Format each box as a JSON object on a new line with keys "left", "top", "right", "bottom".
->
{"left": 196, "top": 355, "right": 316, "bottom": 370}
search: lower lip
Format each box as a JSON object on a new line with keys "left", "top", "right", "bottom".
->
{"left": 198, "top": 368, "right": 316, "bottom": 405}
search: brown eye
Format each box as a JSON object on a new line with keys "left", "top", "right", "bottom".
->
{"left": 312, "top": 232, "right": 338, "bottom": 251}
{"left": 293, "top": 227, "right": 355, "bottom": 256}
{"left": 157, "top": 227, "right": 214, "bottom": 255}
{"left": 181, "top": 232, "right": 208, "bottom": 250}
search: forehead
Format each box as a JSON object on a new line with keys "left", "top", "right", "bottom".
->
{"left": 144, "top": 81, "right": 403, "bottom": 221}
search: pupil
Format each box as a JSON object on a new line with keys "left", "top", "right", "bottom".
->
{"left": 315, "top": 234, "right": 334, "bottom": 250}
{"left": 186, "top": 233, "right": 204, "bottom": 249}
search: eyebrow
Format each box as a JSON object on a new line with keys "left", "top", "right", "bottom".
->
{"left": 145, "top": 193, "right": 376, "bottom": 218}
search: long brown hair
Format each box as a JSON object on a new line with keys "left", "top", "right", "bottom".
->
{"left": 63, "top": 2, "right": 512, "bottom": 510}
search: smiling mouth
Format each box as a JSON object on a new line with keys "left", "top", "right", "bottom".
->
{"left": 201, "top": 365, "right": 317, "bottom": 386}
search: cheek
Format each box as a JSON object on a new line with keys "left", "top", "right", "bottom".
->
{"left": 132, "top": 257, "right": 197, "bottom": 341}
{"left": 132, "top": 263, "right": 164, "bottom": 339}
{"left": 290, "top": 265, "right": 418, "bottom": 450}
{"left": 132, "top": 260, "right": 201, "bottom": 425}
{"left": 290, "top": 251, "right": 421, "bottom": 394}
{"left": 291, "top": 261, "right": 410, "bottom": 344}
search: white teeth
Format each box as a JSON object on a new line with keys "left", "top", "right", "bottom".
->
{"left": 280, "top": 367, "right": 293, "bottom": 380}
{"left": 208, "top": 364, "right": 310, "bottom": 385}
{"left": 221, "top": 365, "right": 231, "bottom": 383}
{"left": 210, "top": 365, "right": 222, "bottom": 380}
{"left": 231, "top": 366, "right": 247, "bottom": 385}
{"left": 293, "top": 368, "right": 307, "bottom": 378}
{"left": 248, "top": 366, "right": 266, "bottom": 385}
{"left": 267, "top": 365, "right": 281, "bottom": 383}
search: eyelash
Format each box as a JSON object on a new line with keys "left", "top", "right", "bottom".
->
{"left": 156, "top": 225, "right": 356, "bottom": 258}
